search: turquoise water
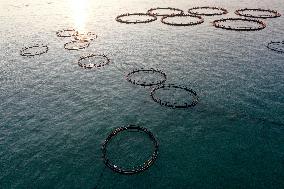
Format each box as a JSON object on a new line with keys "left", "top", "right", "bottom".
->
{"left": 0, "top": 0, "right": 283, "bottom": 188}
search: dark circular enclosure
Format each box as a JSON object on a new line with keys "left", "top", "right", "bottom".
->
{"left": 126, "top": 68, "right": 167, "bottom": 87}
{"left": 78, "top": 54, "right": 110, "bottom": 69}
{"left": 213, "top": 18, "right": 266, "bottom": 31}
{"left": 102, "top": 125, "right": 159, "bottom": 174}
{"left": 147, "top": 7, "right": 184, "bottom": 16}
{"left": 235, "top": 8, "right": 281, "bottom": 19}
{"left": 188, "top": 6, "right": 228, "bottom": 16}
{"left": 20, "top": 44, "right": 49, "bottom": 57}
{"left": 56, "top": 29, "right": 78, "bottom": 37}
{"left": 161, "top": 14, "right": 204, "bottom": 26}
{"left": 150, "top": 84, "right": 199, "bottom": 109}
{"left": 266, "top": 41, "right": 284, "bottom": 53}
{"left": 115, "top": 13, "right": 157, "bottom": 24}
{"left": 64, "top": 40, "right": 90, "bottom": 50}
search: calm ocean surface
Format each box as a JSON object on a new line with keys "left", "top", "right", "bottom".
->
{"left": 0, "top": 0, "right": 283, "bottom": 188}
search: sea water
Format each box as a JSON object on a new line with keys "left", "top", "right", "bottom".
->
{"left": 0, "top": 0, "right": 283, "bottom": 188}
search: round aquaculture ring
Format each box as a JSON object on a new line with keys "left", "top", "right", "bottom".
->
{"left": 147, "top": 7, "right": 184, "bottom": 16}
{"left": 64, "top": 40, "right": 90, "bottom": 50}
{"left": 56, "top": 28, "right": 78, "bottom": 37}
{"left": 266, "top": 41, "right": 284, "bottom": 53}
{"left": 126, "top": 68, "right": 167, "bottom": 87}
{"left": 115, "top": 13, "right": 157, "bottom": 24}
{"left": 102, "top": 125, "right": 159, "bottom": 174}
{"left": 188, "top": 6, "right": 228, "bottom": 16}
{"left": 235, "top": 8, "right": 281, "bottom": 19}
{"left": 74, "top": 32, "right": 98, "bottom": 41}
{"left": 150, "top": 84, "right": 199, "bottom": 109}
{"left": 20, "top": 44, "right": 48, "bottom": 57}
{"left": 161, "top": 14, "right": 204, "bottom": 26}
{"left": 78, "top": 54, "right": 110, "bottom": 69}
{"left": 213, "top": 18, "right": 266, "bottom": 31}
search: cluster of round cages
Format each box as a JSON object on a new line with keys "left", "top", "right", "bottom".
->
{"left": 150, "top": 84, "right": 199, "bottom": 109}
{"left": 188, "top": 6, "right": 228, "bottom": 16}
{"left": 56, "top": 29, "right": 98, "bottom": 50}
{"left": 115, "top": 13, "right": 157, "bottom": 24}
{"left": 235, "top": 8, "right": 281, "bottom": 19}
{"left": 212, "top": 18, "right": 266, "bottom": 31}
{"left": 126, "top": 68, "right": 167, "bottom": 87}
{"left": 102, "top": 125, "right": 159, "bottom": 174}
{"left": 78, "top": 54, "right": 110, "bottom": 69}
{"left": 266, "top": 41, "right": 284, "bottom": 53}
{"left": 20, "top": 44, "right": 49, "bottom": 57}
{"left": 115, "top": 7, "right": 185, "bottom": 24}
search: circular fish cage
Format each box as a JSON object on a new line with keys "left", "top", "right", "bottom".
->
{"left": 64, "top": 40, "right": 90, "bottom": 50}
{"left": 266, "top": 41, "right": 284, "bottom": 53}
{"left": 78, "top": 54, "right": 110, "bottom": 69}
{"left": 56, "top": 28, "right": 78, "bottom": 37}
{"left": 126, "top": 68, "right": 167, "bottom": 87}
{"left": 74, "top": 32, "right": 98, "bottom": 41}
{"left": 188, "top": 6, "right": 228, "bottom": 16}
{"left": 102, "top": 125, "right": 159, "bottom": 175}
{"left": 20, "top": 44, "right": 48, "bottom": 57}
{"left": 147, "top": 7, "right": 184, "bottom": 16}
{"left": 115, "top": 13, "right": 157, "bottom": 24}
{"left": 161, "top": 14, "right": 204, "bottom": 26}
{"left": 150, "top": 84, "right": 199, "bottom": 109}
{"left": 235, "top": 8, "right": 281, "bottom": 19}
{"left": 212, "top": 18, "right": 266, "bottom": 31}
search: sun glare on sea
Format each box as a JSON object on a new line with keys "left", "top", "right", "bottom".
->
{"left": 68, "top": 0, "right": 89, "bottom": 33}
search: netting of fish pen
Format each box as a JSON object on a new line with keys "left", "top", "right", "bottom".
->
{"left": 74, "top": 32, "right": 98, "bottom": 41}
{"left": 20, "top": 44, "right": 49, "bottom": 57}
{"left": 115, "top": 13, "right": 157, "bottom": 24}
{"left": 102, "top": 125, "right": 159, "bottom": 174}
{"left": 126, "top": 68, "right": 167, "bottom": 87}
{"left": 78, "top": 54, "right": 110, "bottom": 69}
{"left": 188, "top": 6, "right": 228, "bottom": 16}
{"left": 150, "top": 84, "right": 199, "bottom": 109}
{"left": 56, "top": 28, "right": 78, "bottom": 37}
{"left": 161, "top": 14, "right": 204, "bottom": 26}
{"left": 147, "top": 7, "right": 184, "bottom": 16}
{"left": 266, "top": 41, "right": 284, "bottom": 53}
{"left": 64, "top": 40, "right": 90, "bottom": 50}
{"left": 235, "top": 8, "right": 281, "bottom": 19}
{"left": 212, "top": 18, "right": 266, "bottom": 31}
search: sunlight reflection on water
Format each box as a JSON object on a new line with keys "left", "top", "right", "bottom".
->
{"left": 67, "top": 0, "right": 89, "bottom": 33}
